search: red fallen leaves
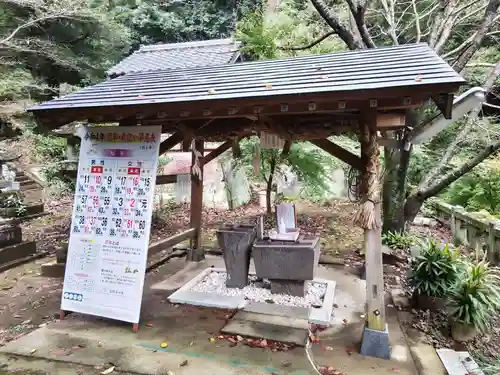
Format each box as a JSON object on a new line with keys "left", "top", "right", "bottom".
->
{"left": 310, "top": 323, "right": 329, "bottom": 334}
{"left": 214, "top": 334, "right": 295, "bottom": 352}
{"left": 319, "top": 366, "right": 344, "bottom": 375}
{"left": 321, "top": 345, "right": 334, "bottom": 351}
{"left": 345, "top": 347, "right": 353, "bottom": 356}
{"left": 309, "top": 335, "right": 320, "bottom": 343}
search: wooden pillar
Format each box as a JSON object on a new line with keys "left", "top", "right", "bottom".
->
{"left": 187, "top": 139, "right": 204, "bottom": 261}
{"left": 355, "top": 111, "right": 385, "bottom": 332}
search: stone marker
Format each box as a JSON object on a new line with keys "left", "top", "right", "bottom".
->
{"left": 0, "top": 225, "right": 22, "bottom": 247}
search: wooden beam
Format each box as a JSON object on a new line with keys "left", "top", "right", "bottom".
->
{"left": 310, "top": 139, "right": 362, "bottom": 170}
{"left": 119, "top": 117, "right": 137, "bottom": 126}
{"left": 159, "top": 132, "right": 184, "bottom": 155}
{"left": 203, "top": 140, "right": 233, "bottom": 165}
{"left": 187, "top": 139, "right": 204, "bottom": 261}
{"left": 155, "top": 174, "right": 178, "bottom": 185}
{"left": 182, "top": 139, "right": 190, "bottom": 151}
{"left": 432, "top": 93, "right": 454, "bottom": 120}
{"left": 148, "top": 228, "right": 196, "bottom": 257}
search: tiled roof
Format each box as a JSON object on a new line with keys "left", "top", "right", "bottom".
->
{"left": 32, "top": 43, "right": 465, "bottom": 114}
{"left": 107, "top": 38, "right": 241, "bottom": 77}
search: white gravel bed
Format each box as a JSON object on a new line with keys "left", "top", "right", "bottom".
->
{"left": 189, "top": 271, "right": 327, "bottom": 308}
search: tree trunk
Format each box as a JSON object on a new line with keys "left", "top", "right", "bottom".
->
{"left": 382, "top": 147, "right": 401, "bottom": 233}
{"left": 266, "top": 155, "right": 277, "bottom": 214}
{"left": 266, "top": 175, "right": 273, "bottom": 214}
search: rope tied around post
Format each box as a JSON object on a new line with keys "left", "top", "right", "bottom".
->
{"left": 353, "top": 120, "right": 381, "bottom": 230}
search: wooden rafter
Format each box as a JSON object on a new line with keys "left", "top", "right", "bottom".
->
{"left": 310, "top": 139, "right": 362, "bottom": 170}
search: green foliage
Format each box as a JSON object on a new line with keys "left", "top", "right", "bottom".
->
{"left": 409, "top": 240, "right": 461, "bottom": 298}
{"left": 446, "top": 258, "right": 500, "bottom": 331}
{"left": 382, "top": 231, "right": 414, "bottom": 250}
{"left": 444, "top": 167, "right": 500, "bottom": 217}
{"left": 112, "top": 0, "right": 262, "bottom": 48}
{"left": 234, "top": 137, "right": 331, "bottom": 205}
{"left": 41, "top": 163, "right": 76, "bottom": 194}
{"left": 28, "top": 132, "right": 67, "bottom": 162}
{"left": 236, "top": 0, "right": 345, "bottom": 61}
{"left": 0, "top": 192, "right": 27, "bottom": 216}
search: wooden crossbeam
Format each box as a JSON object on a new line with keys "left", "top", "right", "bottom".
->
{"left": 155, "top": 174, "right": 178, "bottom": 185}
{"left": 203, "top": 140, "right": 233, "bottom": 165}
{"left": 159, "top": 132, "right": 184, "bottom": 155}
{"left": 310, "top": 139, "right": 362, "bottom": 170}
{"left": 148, "top": 228, "right": 196, "bottom": 257}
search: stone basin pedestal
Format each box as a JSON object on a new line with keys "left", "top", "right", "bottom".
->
{"left": 216, "top": 224, "right": 256, "bottom": 289}
{"left": 253, "top": 236, "right": 320, "bottom": 297}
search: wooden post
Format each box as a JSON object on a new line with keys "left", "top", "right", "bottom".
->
{"left": 187, "top": 139, "right": 204, "bottom": 261}
{"left": 355, "top": 112, "right": 385, "bottom": 332}
{"left": 488, "top": 221, "right": 496, "bottom": 264}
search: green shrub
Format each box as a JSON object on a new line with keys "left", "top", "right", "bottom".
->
{"left": 409, "top": 240, "right": 461, "bottom": 298}
{"left": 446, "top": 258, "right": 500, "bottom": 332}
{"left": 382, "top": 230, "right": 414, "bottom": 250}
{"left": 28, "top": 132, "right": 67, "bottom": 162}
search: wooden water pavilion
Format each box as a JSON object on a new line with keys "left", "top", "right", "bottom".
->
{"left": 29, "top": 42, "right": 465, "bottom": 355}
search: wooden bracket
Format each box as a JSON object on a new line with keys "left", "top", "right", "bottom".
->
{"left": 432, "top": 93, "right": 454, "bottom": 120}
{"left": 310, "top": 139, "right": 362, "bottom": 170}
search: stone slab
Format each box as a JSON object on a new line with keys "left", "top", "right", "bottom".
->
{"left": 0, "top": 241, "right": 36, "bottom": 264}
{"left": 221, "top": 319, "right": 309, "bottom": 347}
{"left": 360, "top": 324, "right": 391, "bottom": 360}
{"left": 232, "top": 311, "right": 309, "bottom": 330}
{"left": 41, "top": 261, "right": 66, "bottom": 277}
{"left": 166, "top": 267, "right": 336, "bottom": 325}
{"left": 270, "top": 279, "right": 306, "bottom": 297}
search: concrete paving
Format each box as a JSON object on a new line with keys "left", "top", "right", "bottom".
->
{"left": 0, "top": 256, "right": 419, "bottom": 375}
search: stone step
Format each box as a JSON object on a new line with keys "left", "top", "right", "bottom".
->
{"left": 19, "top": 179, "right": 37, "bottom": 187}
{"left": 221, "top": 317, "right": 309, "bottom": 347}
{"left": 0, "top": 241, "right": 36, "bottom": 265}
{"left": 20, "top": 184, "right": 39, "bottom": 191}
{"left": 15, "top": 176, "right": 31, "bottom": 183}
{"left": 0, "top": 225, "right": 22, "bottom": 247}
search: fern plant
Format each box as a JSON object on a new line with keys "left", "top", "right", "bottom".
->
{"left": 409, "top": 239, "right": 461, "bottom": 298}
{"left": 382, "top": 231, "right": 415, "bottom": 250}
{"left": 446, "top": 258, "right": 500, "bottom": 332}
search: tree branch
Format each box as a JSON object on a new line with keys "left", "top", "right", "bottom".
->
{"left": 309, "top": 0, "right": 365, "bottom": 50}
{"left": 412, "top": 138, "right": 500, "bottom": 201}
{"left": 345, "top": 0, "right": 377, "bottom": 48}
{"left": 418, "top": 60, "right": 500, "bottom": 190}
{"left": 453, "top": 0, "right": 500, "bottom": 73}
{"left": 411, "top": 0, "right": 422, "bottom": 43}
{"left": 278, "top": 31, "right": 335, "bottom": 51}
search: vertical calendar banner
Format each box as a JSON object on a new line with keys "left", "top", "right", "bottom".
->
{"left": 62, "top": 125, "right": 161, "bottom": 326}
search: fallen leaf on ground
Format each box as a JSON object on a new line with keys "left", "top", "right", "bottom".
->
{"left": 236, "top": 335, "right": 243, "bottom": 342}
{"left": 321, "top": 346, "right": 334, "bottom": 351}
{"left": 146, "top": 323, "right": 153, "bottom": 327}
{"left": 30, "top": 349, "right": 37, "bottom": 354}
{"left": 100, "top": 366, "right": 115, "bottom": 374}
{"left": 179, "top": 359, "right": 188, "bottom": 367}
{"left": 21, "top": 319, "right": 32, "bottom": 325}
{"left": 160, "top": 342, "right": 168, "bottom": 348}
{"left": 345, "top": 347, "right": 353, "bottom": 356}
{"left": 209, "top": 338, "right": 215, "bottom": 342}
{"left": 281, "top": 360, "right": 292, "bottom": 367}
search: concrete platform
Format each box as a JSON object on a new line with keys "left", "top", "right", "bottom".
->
{"left": 0, "top": 255, "right": 419, "bottom": 375}
{"left": 159, "top": 257, "right": 336, "bottom": 325}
